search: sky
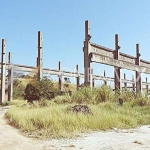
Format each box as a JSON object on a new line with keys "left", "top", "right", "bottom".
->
{"left": 0, "top": 0, "right": 150, "bottom": 85}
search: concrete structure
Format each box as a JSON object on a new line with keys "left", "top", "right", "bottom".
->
{"left": 38, "top": 31, "right": 43, "bottom": 80}
{"left": 8, "top": 52, "right": 13, "bottom": 101}
{"left": 83, "top": 20, "right": 150, "bottom": 93}
{"left": 1, "top": 22, "right": 150, "bottom": 103}
{"left": 0, "top": 39, "right": 6, "bottom": 104}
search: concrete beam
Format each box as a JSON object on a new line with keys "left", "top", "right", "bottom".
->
{"left": 90, "top": 43, "right": 114, "bottom": 59}
{"left": 91, "top": 53, "right": 150, "bottom": 74}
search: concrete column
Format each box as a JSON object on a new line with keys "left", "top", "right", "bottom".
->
{"left": 36, "top": 57, "right": 38, "bottom": 67}
{"left": 84, "top": 20, "right": 92, "bottom": 86}
{"left": 58, "top": 61, "right": 62, "bottom": 91}
{"left": 90, "top": 67, "right": 93, "bottom": 89}
{"left": 135, "top": 44, "right": 142, "bottom": 93}
{"left": 124, "top": 73, "right": 127, "bottom": 90}
{"left": 76, "top": 65, "right": 80, "bottom": 90}
{"left": 38, "top": 31, "right": 43, "bottom": 80}
{"left": 114, "top": 34, "right": 121, "bottom": 92}
{"left": 146, "top": 77, "right": 148, "bottom": 94}
{"left": 104, "top": 70, "right": 107, "bottom": 85}
{"left": 8, "top": 52, "right": 13, "bottom": 101}
{"left": 92, "top": 78, "right": 95, "bottom": 88}
{"left": 132, "top": 75, "right": 135, "bottom": 92}
{"left": 0, "top": 39, "right": 6, "bottom": 104}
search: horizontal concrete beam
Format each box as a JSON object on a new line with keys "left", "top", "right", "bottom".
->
{"left": 0, "top": 62, "right": 149, "bottom": 85}
{"left": 140, "top": 59, "right": 150, "bottom": 68}
{"left": 91, "top": 53, "right": 150, "bottom": 74}
{"left": 120, "top": 53, "right": 135, "bottom": 64}
{"left": 93, "top": 75, "right": 114, "bottom": 81}
{"left": 90, "top": 43, "right": 150, "bottom": 71}
{"left": 90, "top": 43, "right": 114, "bottom": 59}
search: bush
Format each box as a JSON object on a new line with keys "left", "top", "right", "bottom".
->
{"left": 24, "top": 78, "right": 56, "bottom": 102}
{"left": 95, "top": 85, "right": 114, "bottom": 103}
{"left": 71, "top": 85, "right": 114, "bottom": 104}
{"left": 117, "top": 90, "right": 136, "bottom": 102}
{"left": 13, "top": 79, "right": 26, "bottom": 99}
{"left": 71, "top": 87, "right": 97, "bottom": 104}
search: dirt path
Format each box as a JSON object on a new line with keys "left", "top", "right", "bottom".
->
{"left": 0, "top": 106, "right": 56, "bottom": 150}
{"left": 1, "top": 106, "right": 150, "bottom": 150}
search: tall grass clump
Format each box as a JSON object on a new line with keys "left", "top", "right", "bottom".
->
{"left": 71, "top": 87, "right": 96, "bottom": 104}
{"left": 71, "top": 85, "right": 115, "bottom": 104}
{"left": 95, "top": 85, "right": 115, "bottom": 103}
{"left": 53, "top": 95, "right": 72, "bottom": 104}
{"left": 116, "top": 89, "right": 150, "bottom": 107}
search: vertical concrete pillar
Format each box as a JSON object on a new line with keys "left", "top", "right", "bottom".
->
{"left": 132, "top": 75, "right": 135, "bottom": 92}
{"left": 91, "top": 67, "right": 94, "bottom": 88}
{"left": 92, "top": 78, "right": 95, "bottom": 88}
{"left": 38, "top": 31, "right": 43, "bottom": 80}
{"left": 36, "top": 57, "right": 38, "bottom": 67}
{"left": 58, "top": 61, "right": 62, "bottom": 91}
{"left": 146, "top": 77, "right": 148, "bottom": 94}
{"left": 104, "top": 70, "right": 107, "bottom": 85}
{"left": 124, "top": 73, "right": 127, "bottom": 90}
{"left": 135, "top": 44, "right": 141, "bottom": 93}
{"left": 84, "top": 20, "right": 92, "bottom": 86}
{"left": 0, "top": 39, "right": 6, "bottom": 104}
{"left": 90, "top": 67, "right": 93, "bottom": 89}
{"left": 114, "top": 34, "right": 121, "bottom": 92}
{"left": 8, "top": 52, "right": 13, "bottom": 101}
{"left": 76, "top": 65, "right": 80, "bottom": 90}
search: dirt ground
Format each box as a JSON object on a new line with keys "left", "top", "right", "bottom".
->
{"left": 1, "top": 106, "right": 150, "bottom": 150}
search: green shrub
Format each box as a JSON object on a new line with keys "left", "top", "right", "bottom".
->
{"left": 71, "top": 87, "right": 96, "bottom": 104}
{"left": 24, "top": 83, "right": 41, "bottom": 102}
{"left": 95, "top": 85, "right": 115, "bottom": 103}
{"left": 71, "top": 85, "right": 114, "bottom": 104}
{"left": 24, "top": 78, "right": 56, "bottom": 102}
{"left": 117, "top": 90, "right": 136, "bottom": 102}
{"left": 13, "top": 79, "right": 26, "bottom": 99}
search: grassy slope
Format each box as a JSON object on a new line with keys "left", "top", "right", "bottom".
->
{"left": 5, "top": 101, "right": 150, "bottom": 139}
{"left": 5, "top": 83, "right": 150, "bottom": 139}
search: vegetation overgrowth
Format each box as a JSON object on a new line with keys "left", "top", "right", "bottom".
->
{"left": 4, "top": 82, "right": 150, "bottom": 139}
{"left": 13, "top": 78, "right": 75, "bottom": 100}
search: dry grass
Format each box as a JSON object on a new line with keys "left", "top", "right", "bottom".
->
{"left": 4, "top": 85, "right": 150, "bottom": 139}
{"left": 5, "top": 100, "right": 150, "bottom": 139}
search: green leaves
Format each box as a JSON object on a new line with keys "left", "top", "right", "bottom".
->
{"left": 24, "top": 78, "right": 56, "bottom": 102}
